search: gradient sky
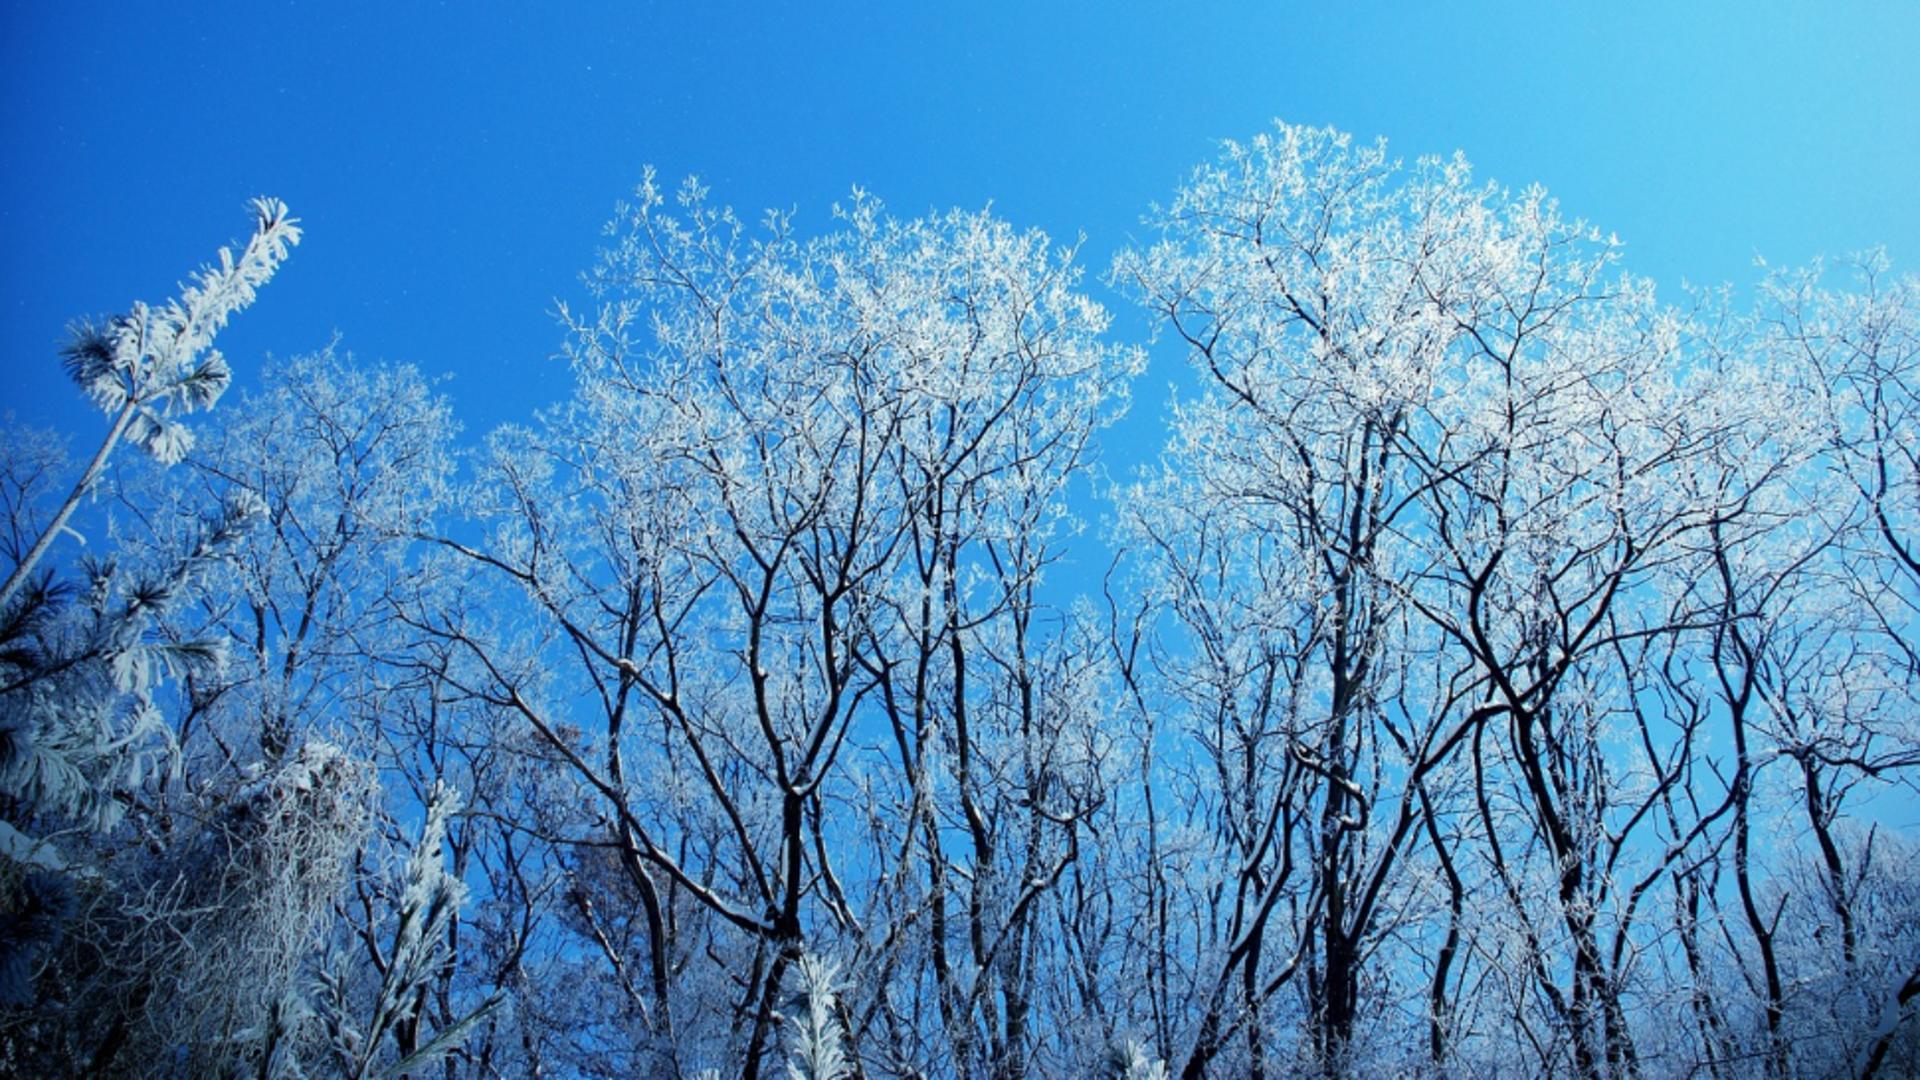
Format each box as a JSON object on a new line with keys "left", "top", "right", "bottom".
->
{"left": 4, "top": 2, "right": 1917, "bottom": 472}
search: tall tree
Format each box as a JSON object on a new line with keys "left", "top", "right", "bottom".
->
{"left": 423, "top": 176, "right": 1139, "bottom": 1077}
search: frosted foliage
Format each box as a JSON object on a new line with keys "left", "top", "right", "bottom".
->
{"left": 100, "top": 741, "right": 373, "bottom": 1075}
{"left": 437, "top": 175, "right": 1143, "bottom": 1077}
{"left": 312, "top": 784, "right": 502, "bottom": 1080}
{"left": 0, "top": 492, "right": 261, "bottom": 838}
{"left": 213, "top": 349, "right": 456, "bottom": 548}
{"left": 0, "top": 735, "right": 374, "bottom": 1074}
{"left": 1110, "top": 122, "right": 1920, "bottom": 1078}
{"left": 62, "top": 198, "right": 300, "bottom": 464}
{"left": 160, "top": 348, "right": 458, "bottom": 760}
{"left": 4, "top": 125, "right": 1919, "bottom": 1080}
{"left": 1103, "top": 1038, "right": 1170, "bottom": 1080}
{"left": 1, "top": 201, "right": 298, "bottom": 897}
{"left": 785, "top": 953, "right": 851, "bottom": 1080}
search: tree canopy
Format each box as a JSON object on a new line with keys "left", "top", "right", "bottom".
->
{"left": 3, "top": 122, "right": 1917, "bottom": 1079}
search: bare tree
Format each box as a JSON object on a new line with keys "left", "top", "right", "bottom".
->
{"left": 420, "top": 176, "right": 1138, "bottom": 1077}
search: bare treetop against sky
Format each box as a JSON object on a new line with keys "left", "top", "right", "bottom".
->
{"left": 2, "top": 2, "right": 1916, "bottom": 436}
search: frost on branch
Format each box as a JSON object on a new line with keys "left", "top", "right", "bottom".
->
{"left": 313, "top": 783, "right": 503, "bottom": 1079}
{"left": 116, "top": 740, "right": 373, "bottom": 1074}
{"left": 0, "top": 198, "right": 298, "bottom": 620}
{"left": 0, "top": 490, "right": 262, "bottom": 836}
{"left": 62, "top": 197, "right": 300, "bottom": 465}
{"left": 0, "top": 202, "right": 295, "bottom": 1064}
{"left": 784, "top": 952, "right": 851, "bottom": 1080}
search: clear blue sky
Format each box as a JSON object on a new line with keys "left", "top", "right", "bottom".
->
{"left": 5, "top": 1, "right": 1917, "bottom": 457}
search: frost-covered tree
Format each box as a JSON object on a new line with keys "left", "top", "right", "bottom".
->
{"left": 0, "top": 202, "right": 298, "bottom": 1034}
{"left": 158, "top": 347, "right": 458, "bottom": 764}
{"left": 5, "top": 122, "right": 1916, "bottom": 1080}
{"left": 0, "top": 198, "right": 300, "bottom": 612}
{"left": 1113, "top": 122, "right": 1920, "bottom": 1079}
{"left": 1113, "top": 127, "right": 1483, "bottom": 1076}
{"left": 72, "top": 739, "right": 376, "bottom": 1075}
{"left": 419, "top": 175, "right": 1141, "bottom": 1078}
{"left": 0, "top": 205, "right": 497, "bottom": 1080}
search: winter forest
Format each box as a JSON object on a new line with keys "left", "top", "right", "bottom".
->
{"left": 2, "top": 120, "right": 1918, "bottom": 1078}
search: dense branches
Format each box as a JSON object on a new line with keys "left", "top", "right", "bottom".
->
{"left": 1107, "top": 123, "right": 1920, "bottom": 1079}
{"left": 3, "top": 124, "right": 1917, "bottom": 1078}
{"left": 423, "top": 178, "right": 1141, "bottom": 1077}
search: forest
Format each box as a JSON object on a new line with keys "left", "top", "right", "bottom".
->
{"left": 2, "top": 122, "right": 1917, "bottom": 1078}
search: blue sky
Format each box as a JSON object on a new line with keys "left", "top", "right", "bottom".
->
{"left": 5, "top": 1, "right": 1917, "bottom": 463}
